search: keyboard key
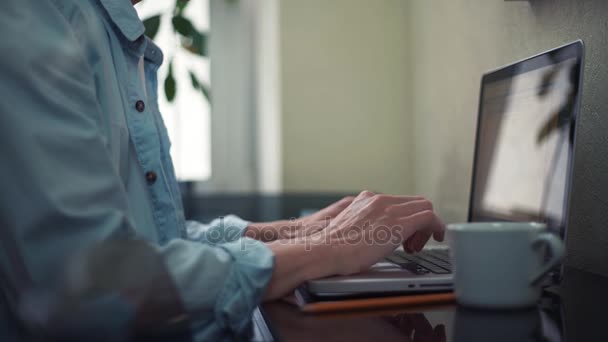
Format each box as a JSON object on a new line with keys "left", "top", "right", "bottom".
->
{"left": 403, "top": 263, "right": 431, "bottom": 275}
{"left": 385, "top": 254, "right": 408, "bottom": 264}
{"left": 408, "top": 257, "right": 450, "bottom": 274}
{"left": 426, "top": 250, "right": 450, "bottom": 262}
{"left": 431, "top": 249, "right": 450, "bottom": 257}
{"left": 385, "top": 255, "right": 430, "bottom": 275}
{"left": 394, "top": 251, "right": 451, "bottom": 274}
{"left": 418, "top": 254, "right": 452, "bottom": 271}
{"left": 421, "top": 254, "right": 451, "bottom": 270}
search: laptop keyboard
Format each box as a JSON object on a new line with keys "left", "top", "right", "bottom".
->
{"left": 385, "top": 249, "right": 452, "bottom": 275}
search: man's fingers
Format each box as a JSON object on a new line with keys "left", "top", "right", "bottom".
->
{"left": 355, "top": 190, "right": 376, "bottom": 200}
{"left": 413, "top": 231, "right": 432, "bottom": 252}
{"left": 433, "top": 228, "right": 445, "bottom": 242}
{"left": 319, "top": 196, "right": 355, "bottom": 217}
{"left": 333, "top": 196, "right": 355, "bottom": 209}
{"left": 348, "top": 192, "right": 445, "bottom": 248}
{"left": 385, "top": 199, "right": 433, "bottom": 218}
{"left": 346, "top": 191, "right": 377, "bottom": 212}
{"left": 380, "top": 195, "right": 426, "bottom": 206}
{"left": 399, "top": 210, "right": 445, "bottom": 236}
{"left": 403, "top": 230, "right": 432, "bottom": 253}
{"left": 404, "top": 233, "right": 419, "bottom": 253}
{"left": 349, "top": 192, "right": 422, "bottom": 216}
{"left": 403, "top": 239, "right": 414, "bottom": 253}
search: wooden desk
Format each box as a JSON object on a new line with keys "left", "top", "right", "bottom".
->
{"left": 259, "top": 267, "right": 608, "bottom": 342}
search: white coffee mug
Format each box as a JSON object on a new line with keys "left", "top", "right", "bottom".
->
{"left": 447, "top": 222, "right": 564, "bottom": 308}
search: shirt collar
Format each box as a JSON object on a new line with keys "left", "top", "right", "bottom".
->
{"left": 99, "top": 0, "right": 145, "bottom": 42}
{"left": 144, "top": 37, "right": 164, "bottom": 66}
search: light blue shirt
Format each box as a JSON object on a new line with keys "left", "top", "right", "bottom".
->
{"left": 0, "top": 0, "right": 274, "bottom": 339}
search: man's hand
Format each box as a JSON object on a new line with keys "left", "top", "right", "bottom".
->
{"left": 245, "top": 196, "right": 354, "bottom": 241}
{"left": 316, "top": 191, "right": 445, "bottom": 275}
{"left": 282, "top": 196, "right": 355, "bottom": 239}
{"left": 263, "top": 191, "right": 445, "bottom": 300}
{"left": 389, "top": 199, "right": 445, "bottom": 253}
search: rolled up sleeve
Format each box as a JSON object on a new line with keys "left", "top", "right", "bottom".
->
{"left": 160, "top": 238, "right": 274, "bottom": 337}
{"left": 185, "top": 215, "right": 251, "bottom": 245}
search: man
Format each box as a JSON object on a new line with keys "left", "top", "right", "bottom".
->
{"left": 0, "top": 0, "right": 444, "bottom": 339}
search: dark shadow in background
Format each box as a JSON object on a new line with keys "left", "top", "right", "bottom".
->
{"left": 181, "top": 190, "right": 353, "bottom": 223}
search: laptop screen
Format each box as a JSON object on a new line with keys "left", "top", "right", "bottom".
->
{"left": 469, "top": 41, "right": 584, "bottom": 236}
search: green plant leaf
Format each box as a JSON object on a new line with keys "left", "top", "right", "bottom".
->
{"left": 172, "top": 15, "right": 194, "bottom": 36}
{"left": 189, "top": 71, "right": 211, "bottom": 103}
{"left": 142, "top": 15, "right": 161, "bottom": 40}
{"left": 172, "top": 15, "right": 208, "bottom": 57}
{"left": 189, "top": 71, "right": 200, "bottom": 90}
{"left": 175, "top": 0, "right": 190, "bottom": 14}
{"left": 200, "top": 83, "right": 211, "bottom": 103}
{"left": 165, "top": 62, "right": 176, "bottom": 102}
{"left": 181, "top": 31, "right": 207, "bottom": 57}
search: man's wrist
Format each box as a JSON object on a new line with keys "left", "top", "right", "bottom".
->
{"left": 308, "top": 239, "right": 337, "bottom": 280}
{"left": 246, "top": 220, "right": 303, "bottom": 242}
{"left": 267, "top": 237, "right": 336, "bottom": 282}
{"left": 289, "top": 236, "right": 337, "bottom": 280}
{"left": 244, "top": 223, "right": 263, "bottom": 241}
{"left": 245, "top": 222, "right": 279, "bottom": 242}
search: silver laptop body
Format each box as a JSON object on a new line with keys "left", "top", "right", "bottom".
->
{"left": 307, "top": 248, "right": 453, "bottom": 296}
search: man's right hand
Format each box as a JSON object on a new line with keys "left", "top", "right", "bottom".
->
{"left": 264, "top": 191, "right": 445, "bottom": 300}
{"left": 315, "top": 191, "right": 445, "bottom": 276}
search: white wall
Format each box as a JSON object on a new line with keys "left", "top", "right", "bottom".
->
{"left": 278, "top": 0, "right": 413, "bottom": 194}
{"left": 408, "top": 1, "right": 542, "bottom": 223}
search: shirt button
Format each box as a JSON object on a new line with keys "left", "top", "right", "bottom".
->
{"left": 145, "top": 171, "right": 157, "bottom": 184}
{"left": 135, "top": 100, "right": 145, "bottom": 112}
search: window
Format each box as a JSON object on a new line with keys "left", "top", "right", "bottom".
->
{"left": 136, "top": 0, "right": 211, "bottom": 181}
{"left": 136, "top": 0, "right": 282, "bottom": 193}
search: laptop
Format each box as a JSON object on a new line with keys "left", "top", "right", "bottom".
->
{"left": 306, "top": 40, "right": 585, "bottom": 297}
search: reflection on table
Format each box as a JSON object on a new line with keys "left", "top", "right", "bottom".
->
{"left": 261, "top": 300, "right": 562, "bottom": 342}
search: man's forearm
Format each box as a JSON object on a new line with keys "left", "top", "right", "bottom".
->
{"left": 245, "top": 220, "right": 298, "bottom": 242}
{"left": 263, "top": 240, "right": 334, "bottom": 300}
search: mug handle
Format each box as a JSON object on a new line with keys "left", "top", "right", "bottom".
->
{"left": 530, "top": 233, "right": 565, "bottom": 286}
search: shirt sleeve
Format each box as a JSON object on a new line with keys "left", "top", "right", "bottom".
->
{"left": 0, "top": 0, "right": 274, "bottom": 337}
{"left": 185, "top": 216, "right": 251, "bottom": 244}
